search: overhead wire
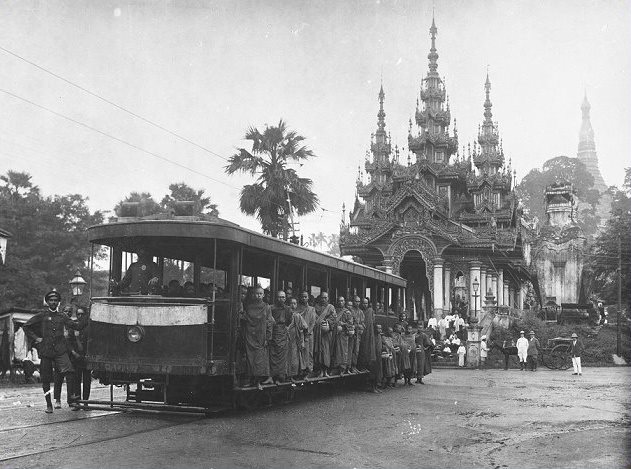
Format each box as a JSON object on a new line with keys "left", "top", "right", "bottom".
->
{"left": 0, "top": 44, "right": 230, "bottom": 162}
{"left": 0, "top": 43, "right": 341, "bottom": 224}
{"left": 0, "top": 88, "right": 239, "bottom": 190}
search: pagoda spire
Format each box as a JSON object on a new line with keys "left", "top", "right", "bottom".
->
{"left": 377, "top": 81, "right": 386, "bottom": 134}
{"left": 474, "top": 70, "right": 503, "bottom": 171}
{"left": 577, "top": 92, "right": 606, "bottom": 192}
{"left": 428, "top": 12, "right": 439, "bottom": 73}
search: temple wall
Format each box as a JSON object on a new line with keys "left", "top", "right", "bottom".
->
{"left": 533, "top": 239, "right": 583, "bottom": 304}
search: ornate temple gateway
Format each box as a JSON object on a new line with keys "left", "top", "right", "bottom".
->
{"left": 339, "top": 17, "right": 531, "bottom": 323}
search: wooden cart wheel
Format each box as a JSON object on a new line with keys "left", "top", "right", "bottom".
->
{"left": 551, "top": 344, "right": 572, "bottom": 370}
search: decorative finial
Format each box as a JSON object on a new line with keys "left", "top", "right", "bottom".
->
{"left": 341, "top": 202, "right": 346, "bottom": 223}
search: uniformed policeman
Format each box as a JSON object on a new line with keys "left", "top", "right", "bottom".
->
{"left": 24, "top": 290, "right": 89, "bottom": 413}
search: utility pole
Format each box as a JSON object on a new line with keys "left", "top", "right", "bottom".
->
{"left": 617, "top": 233, "right": 622, "bottom": 357}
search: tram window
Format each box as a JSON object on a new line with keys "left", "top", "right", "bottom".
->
{"left": 350, "top": 276, "right": 363, "bottom": 299}
{"left": 330, "top": 270, "right": 348, "bottom": 302}
{"left": 365, "top": 287, "right": 371, "bottom": 301}
{"left": 162, "top": 259, "right": 192, "bottom": 296}
{"left": 199, "top": 267, "right": 227, "bottom": 299}
{"left": 241, "top": 249, "right": 274, "bottom": 303}
{"left": 279, "top": 259, "right": 302, "bottom": 297}
{"left": 306, "top": 267, "right": 326, "bottom": 302}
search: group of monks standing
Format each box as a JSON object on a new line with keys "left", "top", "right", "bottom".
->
{"left": 238, "top": 286, "right": 433, "bottom": 392}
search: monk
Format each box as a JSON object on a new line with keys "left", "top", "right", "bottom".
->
{"left": 332, "top": 297, "right": 354, "bottom": 375}
{"left": 240, "top": 286, "right": 274, "bottom": 387}
{"left": 287, "top": 298, "right": 308, "bottom": 382}
{"left": 296, "top": 291, "right": 318, "bottom": 377}
{"left": 415, "top": 326, "right": 434, "bottom": 384}
{"left": 402, "top": 324, "right": 418, "bottom": 385}
{"left": 349, "top": 295, "right": 365, "bottom": 373}
{"left": 269, "top": 291, "right": 292, "bottom": 383}
{"left": 313, "top": 292, "right": 336, "bottom": 378}
{"left": 380, "top": 325, "right": 398, "bottom": 387}
{"left": 390, "top": 324, "right": 411, "bottom": 385}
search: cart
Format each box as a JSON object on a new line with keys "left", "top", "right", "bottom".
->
{"left": 541, "top": 337, "right": 573, "bottom": 370}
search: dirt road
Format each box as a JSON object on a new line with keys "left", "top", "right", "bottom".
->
{"left": 1, "top": 367, "right": 629, "bottom": 468}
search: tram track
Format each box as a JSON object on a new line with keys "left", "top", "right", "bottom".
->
{"left": 0, "top": 411, "right": 201, "bottom": 463}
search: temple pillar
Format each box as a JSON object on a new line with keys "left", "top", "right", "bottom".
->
{"left": 504, "top": 281, "right": 510, "bottom": 308}
{"left": 497, "top": 269, "right": 504, "bottom": 306}
{"left": 443, "top": 266, "right": 451, "bottom": 316}
{"left": 480, "top": 266, "right": 487, "bottom": 305}
{"left": 469, "top": 260, "right": 482, "bottom": 320}
{"left": 466, "top": 322, "right": 482, "bottom": 368}
{"left": 491, "top": 274, "right": 498, "bottom": 304}
{"left": 518, "top": 283, "right": 525, "bottom": 310}
{"left": 433, "top": 258, "right": 444, "bottom": 320}
{"left": 486, "top": 271, "right": 493, "bottom": 298}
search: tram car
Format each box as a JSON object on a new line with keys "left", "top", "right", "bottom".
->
{"left": 85, "top": 216, "right": 406, "bottom": 413}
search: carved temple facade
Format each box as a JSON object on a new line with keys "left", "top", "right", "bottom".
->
{"left": 339, "top": 17, "right": 531, "bottom": 323}
{"left": 527, "top": 182, "right": 586, "bottom": 305}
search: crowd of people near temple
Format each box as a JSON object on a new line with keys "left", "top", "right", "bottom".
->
{"left": 238, "top": 287, "right": 434, "bottom": 392}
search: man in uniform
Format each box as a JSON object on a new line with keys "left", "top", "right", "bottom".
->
{"left": 118, "top": 247, "right": 160, "bottom": 295}
{"left": 24, "top": 291, "right": 88, "bottom": 413}
{"left": 569, "top": 332, "right": 584, "bottom": 376}
{"left": 53, "top": 305, "right": 75, "bottom": 409}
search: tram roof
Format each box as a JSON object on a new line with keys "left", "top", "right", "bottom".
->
{"left": 88, "top": 218, "right": 406, "bottom": 286}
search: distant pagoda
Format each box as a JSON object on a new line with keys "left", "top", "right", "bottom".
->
{"left": 577, "top": 94, "right": 607, "bottom": 193}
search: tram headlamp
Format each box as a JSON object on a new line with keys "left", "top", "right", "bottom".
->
{"left": 127, "top": 325, "right": 144, "bottom": 343}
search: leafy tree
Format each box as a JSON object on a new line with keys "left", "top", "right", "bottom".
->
{"left": 114, "top": 192, "right": 161, "bottom": 217}
{"left": 516, "top": 156, "right": 600, "bottom": 236}
{"left": 225, "top": 120, "right": 319, "bottom": 237}
{"left": 586, "top": 168, "right": 631, "bottom": 309}
{"left": 0, "top": 171, "right": 104, "bottom": 308}
{"left": 160, "top": 183, "right": 218, "bottom": 216}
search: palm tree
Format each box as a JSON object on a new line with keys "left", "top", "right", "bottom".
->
{"left": 225, "top": 120, "right": 319, "bottom": 237}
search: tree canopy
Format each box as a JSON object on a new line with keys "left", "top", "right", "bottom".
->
{"left": 114, "top": 183, "right": 219, "bottom": 218}
{"left": 0, "top": 171, "right": 104, "bottom": 308}
{"left": 586, "top": 168, "right": 631, "bottom": 308}
{"left": 225, "top": 120, "right": 319, "bottom": 237}
{"left": 515, "top": 156, "right": 600, "bottom": 236}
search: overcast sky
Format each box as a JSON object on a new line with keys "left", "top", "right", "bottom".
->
{"left": 0, "top": 0, "right": 629, "bottom": 237}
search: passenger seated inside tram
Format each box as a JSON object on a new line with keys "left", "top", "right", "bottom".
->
{"left": 183, "top": 281, "right": 196, "bottom": 297}
{"left": 166, "top": 279, "right": 182, "bottom": 297}
{"left": 118, "top": 247, "right": 160, "bottom": 295}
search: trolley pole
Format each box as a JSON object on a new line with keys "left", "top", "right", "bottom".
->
{"left": 617, "top": 233, "right": 622, "bottom": 357}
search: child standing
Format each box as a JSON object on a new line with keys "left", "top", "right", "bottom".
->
{"left": 457, "top": 342, "right": 467, "bottom": 367}
{"left": 480, "top": 335, "right": 488, "bottom": 368}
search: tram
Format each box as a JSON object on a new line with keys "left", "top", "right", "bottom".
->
{"left": 84, "top": 216, "right": 406, "bottom": 413}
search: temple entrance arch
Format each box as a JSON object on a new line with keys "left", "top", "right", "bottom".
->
{"left": 399, "top": 250, "right": 432, "bottom": 322}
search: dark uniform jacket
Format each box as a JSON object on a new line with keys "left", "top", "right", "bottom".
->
{"left": 24, "top": 310, "right": 88, "bottom": 359}
{"left": 569, "top": 339, "right": 584, "bottom": 358}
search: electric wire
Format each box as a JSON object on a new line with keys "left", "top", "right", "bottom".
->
{"left": 0, "top": 44, "right": 230, "bottom": 162}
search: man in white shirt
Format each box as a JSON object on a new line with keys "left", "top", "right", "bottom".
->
{"left": 516, "top": 330, "right": 529, "bottom": 371}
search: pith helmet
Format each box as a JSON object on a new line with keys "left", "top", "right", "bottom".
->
{"left": 571, "top": 333, "right": 578, "bottom": 338}
{"left": 529, "top": 330, "right": 535, "bottom": 335}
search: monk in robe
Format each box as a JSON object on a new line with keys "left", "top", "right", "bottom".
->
{"left": 240, "top": 286, "right": 274, "bottom": 387}
{"left": 358, "top": 298, "right": 377, "bottom": 378}
{"left": 415, "top": 327, "right": 433, "bottom": 384}
{"left": 401, "top": 324, "right": 418, "bottom": 385}
{"left": 391, "top": 324, "right": 411, "bottom": 384}
{"left": 296, "top": 291, "right": 318, "bottom": 376}
{"left": 313, "top": 292, "right": 336, "bottom": 377}
{"left": 332, "top": 297, "right": 353, "bottom": 375}
{"left": 349, "top": 295, "right": 365, "bottom": 373}
{"left": 287, "top": 298, "right": 308, "bottom": 382}
{"left": 370, "top": 322, "right": 383, "bottom": 393}
{"left": 269, "top": 291, "right": 292, "bottom": 383}
{"left": 380, "top": 325, "right": 398, "bottom": 387}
